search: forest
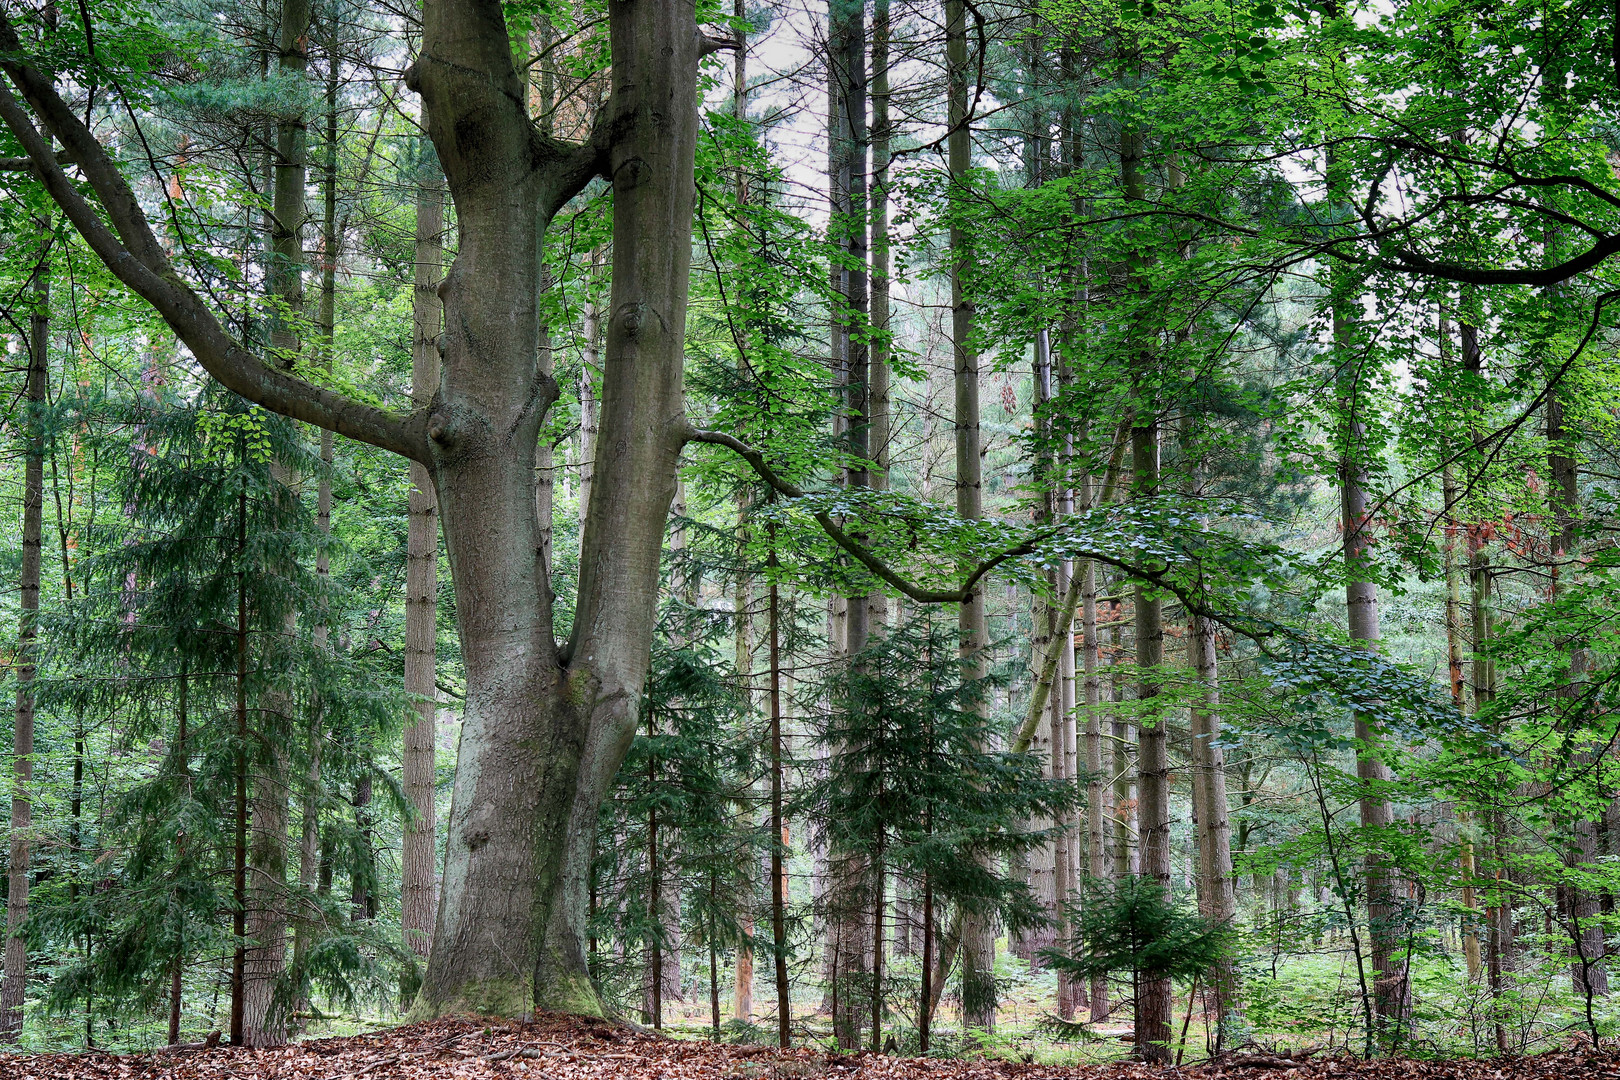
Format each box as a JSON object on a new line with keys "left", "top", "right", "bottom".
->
{"left": 1, "top": 0, "right": 1619, "bottom": 1070}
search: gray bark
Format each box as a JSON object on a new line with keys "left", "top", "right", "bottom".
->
{"left": 403, "top": 166, "right": 444, "bottom": 960}
{"left": 1336, "top": 278, "right": 1407, "bottom": 1035}
{"left": 1189, "top": 614, "right": 1240, "bottom": 1044}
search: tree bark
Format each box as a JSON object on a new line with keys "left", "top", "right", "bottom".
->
{"left": 827, "top": 0, "right": 870, "bottom": 1046}
{"left": 1548, "top": 384, "right": 1608, "bottom": 998}
{"left": 403, "top": 163, "right": 445, "bottom": 960}
{"left": 768, "top": 554, "right": 791, "bottom": 1047}
{"left": 1082, "top": 557, "right": 1110, "bottom": 1021}
{"left": 1, "top": 227, "right": 48, "bottom": 1043}
{"left": 412, "top": 0, "right": 701, "bottom": 1018}
{"left": 1189, "top": 614, "right": 1239, "bottom": 1046}
{"left": 1121, "top": 114, "right": 1171, "bottom": 1062}
{"left": 946, "top": 0, "right": 996, "bottom": 1034}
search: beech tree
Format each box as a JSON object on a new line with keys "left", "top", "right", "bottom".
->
{"left": 0, "top": 0, "right": 722, "bottom": 1019}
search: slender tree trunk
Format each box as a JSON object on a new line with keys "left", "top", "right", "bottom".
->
{"left": 1440, "top": 446, "right": 1483, "bottom": 983}
{"left": 1463, "top": 321, "right": 1509, "bottom": 1049}
{"left": 919, "top": 870, "right": 933, "bottom": 1054}
{"left": 403, "top": 168, "right": 444, "bottom": 959}
{"left": 870, "top": 850, "right": 884, "bottom": 1052}
{"left": 827, "top": 0, "right": 870, "bottom": 1046}
{"left": 869, "top": 0, "right": 890, "bottom": 638}
{"left": 1, "top": 228, "right": 48, "bottom": 1043}
{"left": 1189, "top": 614, "right": 1239, "bottom": 1046}
{"left": 231, "top": 487, "right": 250, "bottom": 1046}
{"left": 1026, "top": 332, "right": 1059, "bottom": 968}
{"left": 239, "top": 2, "right": 313, "bottom": 1045}
{"left": 946, "top": 0, "right": 996, "bottom": 1033}
{"left": 1548, "top": 386, "right": 1608, "bottom": 998}
{"left": 1322, "top": 139, "right": 1406, "bottom": 1040}
{"left": 1121, "top": 114, "right": 1171, "bottom": 1062}
{"left": 1082, "top": 558, "right": 1110, "bottom": 1020}
{"left": 734, "top": 543, "right": 756, "bottom": 1023}
{"left": 578, "top": 249, "right": 602, "bottom": 518}
{"left": 768, "top": 552, "right": 790, "bottom": 1047}
{"left": 731, "top": 16, "right": 756, "bottom": 1023}
{"left": 293, "top": 50, "right": 340, "bottom": 1019}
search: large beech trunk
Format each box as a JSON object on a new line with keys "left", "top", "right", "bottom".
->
{"left": 408, "top": 0, "right": 699, "bottom": 1018}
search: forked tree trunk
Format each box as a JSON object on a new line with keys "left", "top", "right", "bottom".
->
{"left": 408, "top": 0, "right": 702, "bottom": 1018}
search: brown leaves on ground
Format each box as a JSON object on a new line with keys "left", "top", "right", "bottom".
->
{"left": 1, "top": 1016, "right": 1617, "bottom": 1080}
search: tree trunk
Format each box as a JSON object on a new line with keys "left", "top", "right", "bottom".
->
{"left": 1122, "top": 115, "right": 1171, "bottom": 1063}
{"left": 1440, "top": 447, "right": 1483, "bottom": 982}
{"left": 239, "top": 1, "right": 313, "bottom": 1045}
{"left": 1, "top": 228, "right": 48, "bottom": 1043}
{"left": 827, "top": 0, "right": 870, "bottom": 1046}
{"left": 1321, "top": 125, "right": 1407, "bottom": 1036}
{"left": 1466, "top": 368, "right": 1510, "bottom": 1053}
{"left": 231, "top": 489, "right": 250, "bottom": 1047}
{"left": 1082, "top": 558, "right": 1110, "bottom": 1021}
{"left": 1548, "top": 385, "right": 1608, "bottom": 998}
{"left": 946, "top": 0, "right": 995, "bottom": 1034}
{"left": 768, "top": 557, "right": 791, "bottom": 1047}
{"left": 293, "top": 54, "right": 340, "bottom": 1018}
{"left": 578, "top": 249, "right": 602, "bottom": 518}
{"left": 1189, "top": 614, "right": 1240, "bottom": 1046}
{"left": 410, "top": 0, "right": 701, "bottom": 1019}
{"left": 403, "top": 167, "right": 444, "bottom": 959}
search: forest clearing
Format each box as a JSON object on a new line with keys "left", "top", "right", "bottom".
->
{"left": 5, "top": 0, "right": 1620, "bottom": 1071}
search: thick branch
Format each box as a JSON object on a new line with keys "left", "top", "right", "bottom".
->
{"left": 1386, "top": 235, "right": 1620, "bottom": 287}
{"left": 0, "top": 16, "right": 426, "bottom": 461}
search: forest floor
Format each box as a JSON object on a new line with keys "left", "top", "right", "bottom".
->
{"left": 2, "top": 1015, "right": 1618, "bottom": 1080}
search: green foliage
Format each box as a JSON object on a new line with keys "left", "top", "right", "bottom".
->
{"left": 1048, "top": 875, "right": 1234, "bottom": 986}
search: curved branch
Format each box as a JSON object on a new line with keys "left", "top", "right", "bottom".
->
{"left": 0, "top": 15, "right": 428, "bottom": 462}
{"left": 686, "top": 425, "right": 1040, "bottom": 602}
{"left": 684, "top": 425, "right": 1256, "bottom": 630}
